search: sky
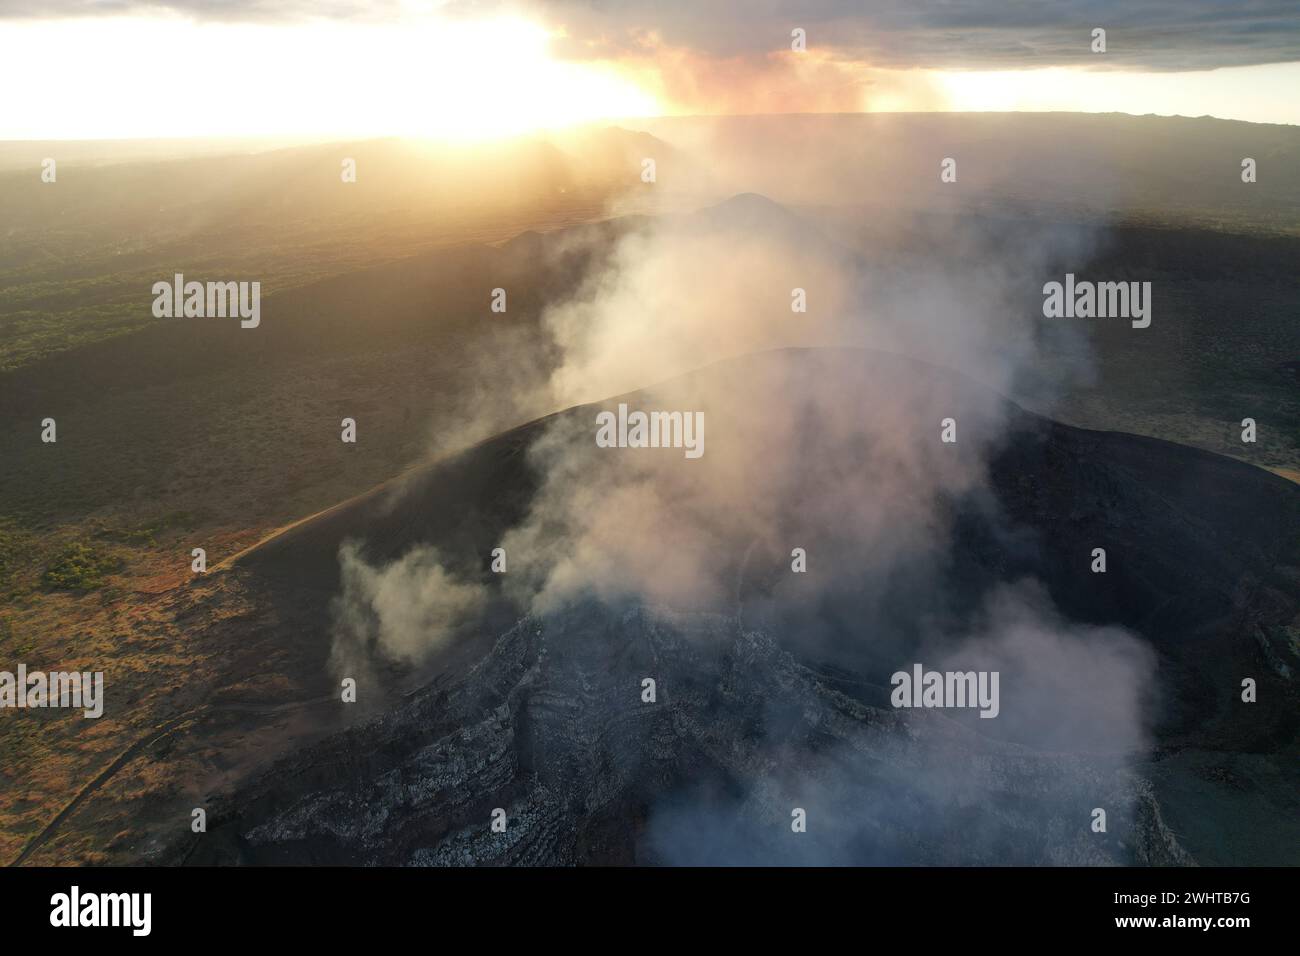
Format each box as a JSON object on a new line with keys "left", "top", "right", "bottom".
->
{"left": 1, "top": 0, "right": 1298, "bottom": 139}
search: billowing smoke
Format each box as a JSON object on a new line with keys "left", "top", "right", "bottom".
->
{"left": 479, "top": 189, "right": 1096, "bottom": 616}
{"left": 329, "top": 540, "right": 485, "bottom": 679}
{"left": 330, "top": 160, "right": 1107, "bottom": 657}
{"left": 643, "top": 581, "right": 1159, "bottom": 866}
{"left": 324, "top": 125, "right": 1165, "bottom": 861}
{"left": 926, "top": 581, "right": 1158, "bottom": 754}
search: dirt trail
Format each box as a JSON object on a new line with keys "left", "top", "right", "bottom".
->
{"left": 8, "top": 693, "right": 336, "bottom": 867}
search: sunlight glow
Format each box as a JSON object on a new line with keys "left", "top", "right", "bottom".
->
{"left": 2, "top": 13, "right": 1296, "bottom": 140}
{"left": 0, "top": 15, "right": 661, "bottom": 140}
{"left": 934, "top": 63, "right": 1300, "bottom": 126}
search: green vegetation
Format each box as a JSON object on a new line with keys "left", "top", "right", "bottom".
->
{"left": 41, "top": 542, "right": 123, "bottom": 591}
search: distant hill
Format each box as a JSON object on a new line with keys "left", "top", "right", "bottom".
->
{"left": 0, "top": 127, "right": 688, "bottom": 370}
{"left": 3, "top": 112, "right": 1295, "bottom": 373}
{"left": 630, "top": 112, "right": 1300, "bottom": 234}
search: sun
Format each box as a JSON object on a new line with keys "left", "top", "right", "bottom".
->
{"left": 396, "top": 18, "right": 661, "bottom": 141}
{"left": 0, "top": 14, "right": 660, "bottom": 141}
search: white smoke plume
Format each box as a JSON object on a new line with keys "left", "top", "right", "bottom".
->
{"left": 330, "top": 540, "right": 485, "bottom": 677}
{"left": 325, "top": 118, "right": 1154, "bottom": 771}
{"left": 318, "top": 133, "right": 1168, "bottom": 861}
{"left": 329, "top": 178, "right": 1104, "bottom": 656}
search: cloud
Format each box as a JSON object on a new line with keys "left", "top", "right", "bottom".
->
{"left": 11, "top": 1, "right": 1299, "bottom": 71}
{"left": 527, "top": 0, "right": 1300, "bottom": 71}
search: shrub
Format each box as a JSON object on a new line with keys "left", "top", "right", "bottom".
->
{"left": 41, "top": 542, "right": 123, "bottom": 591}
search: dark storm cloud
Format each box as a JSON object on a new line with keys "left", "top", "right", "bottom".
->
{"left": 4, "top": 0, "right": 1298, "bottom": 70}
{"left": 517, "top": 0, "right": 1300, "bottom": 70}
